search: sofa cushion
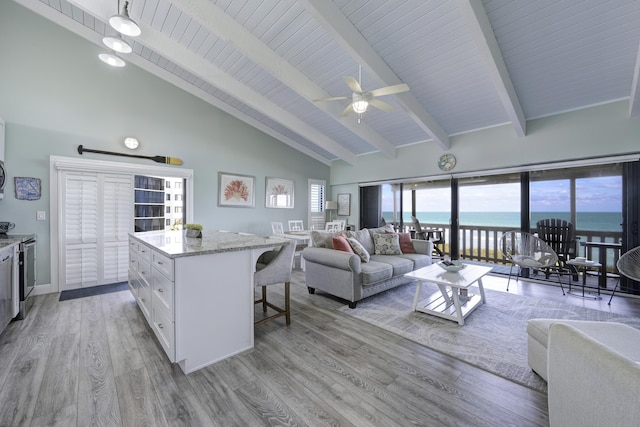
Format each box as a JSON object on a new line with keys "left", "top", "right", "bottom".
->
{"left": 373, "top": 233, "right": 402, "bottom": 255}
{"left": 398, "top": 232, "right": 416, "bottom": 254}
{"left": 369, "top": 255, "right": 414, "bottom": 276}
{"left": 332, "top": 235, "right": 354, "bottom": 253}
{"left": 346, "top": 228, "right": 374, "bottom": 254}
{"left": 311, "top": 230, "right": 343, "bottom": 248}
{"left": 368, "top": 224, "right": 395, "bottom": 238}
{"left": 397, "top": 253, "right": 430, "bottom": 270}
{"left": 347, "top": 237, "right": 370, "bottom": 263}
{"left": 360, "top": 261, "right": 393, "bottom": 285}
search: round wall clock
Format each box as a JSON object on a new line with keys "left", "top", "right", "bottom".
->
{"left": 438, "top": 154, "right": 456, "bottom": 171}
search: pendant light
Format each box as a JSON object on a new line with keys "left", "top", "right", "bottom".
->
{"left": 102, "top": 34, "right": 132, "bottom": 54}
{"left": 98, "top": 52, "right": 126, "bottom": 67}
{"left": 109, "top": 1, "right": 141, "bottom": 37}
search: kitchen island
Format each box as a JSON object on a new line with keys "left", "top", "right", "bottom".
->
{"left": 128, "top": 230, "right": 289, "bottom": 374}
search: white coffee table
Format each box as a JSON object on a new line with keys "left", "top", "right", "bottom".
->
{"left": 405, "top": 263, "right": 493, "bottom": 325}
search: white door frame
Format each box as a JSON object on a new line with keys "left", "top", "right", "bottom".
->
{"left": 48, "top": 156, "right": 194, "bottom": 294}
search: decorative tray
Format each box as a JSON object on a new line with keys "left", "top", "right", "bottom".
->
{"left": 437, "top": 260, "right": 466, "bottom": 272}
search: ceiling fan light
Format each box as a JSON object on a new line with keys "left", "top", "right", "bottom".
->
{"left": 124, "top": 137, "right": 139, "bottom": 149}
{"left": 109, "top": 2, "right": 141, "bottom": 37}
{"left": 102, "top": 35, "right": 132, "bottom": 54}
{"left": 353, "top": 100, "right": 368, "bottom": 114}
{"left": 99, "top": 52, "right": 126, "bottom": 67}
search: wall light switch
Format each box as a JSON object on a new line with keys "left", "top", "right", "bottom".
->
{"left": 36, "top": 211, "right": 46, "bottom": 221}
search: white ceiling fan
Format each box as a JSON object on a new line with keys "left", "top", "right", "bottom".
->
{"left": 313, "top": 66, "right": 409, "bottom": 121}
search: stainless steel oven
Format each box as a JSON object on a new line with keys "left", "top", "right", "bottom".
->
{"left": 18, "top": 237, "right": 36, "bottom": 319}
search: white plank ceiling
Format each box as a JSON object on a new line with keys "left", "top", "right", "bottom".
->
{"left": 15, "top": 0, "right": 640, "bottom": 165}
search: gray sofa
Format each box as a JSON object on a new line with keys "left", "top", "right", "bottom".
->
{"left": 302, "top": 226, "right": 433, "bottom": 308}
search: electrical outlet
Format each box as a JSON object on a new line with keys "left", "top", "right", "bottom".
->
{"left": 36, "top": 211, "right": 46, "bottom": 221}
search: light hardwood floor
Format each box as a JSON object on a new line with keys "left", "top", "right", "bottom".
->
{"left": 1, "top": 271, "right": 639, "bottom": 426}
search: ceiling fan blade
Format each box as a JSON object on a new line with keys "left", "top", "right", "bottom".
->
{"left": 368, "top": 99, "right": 394, "bottom": 112}
{"left": 341, "top": 103, "right": 354, "bottom": 116}
{"left": 344, "top": 76, "right": 362, "bottom": 93}
{"left": 369, "top": 83, "right": 410, "bottom": 97}
{"left": 313, "top": 96, "right": 350, "bottom": 102}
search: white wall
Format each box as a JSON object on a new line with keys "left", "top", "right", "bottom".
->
{"left": 0, "top": 1, "right": 329, "bottom": 286}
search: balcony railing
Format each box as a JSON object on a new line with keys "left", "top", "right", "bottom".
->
{"left": 393, "top": 221, "right": 627, "bottom": 293}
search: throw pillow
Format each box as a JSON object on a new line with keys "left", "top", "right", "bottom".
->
{"left": 373, "top": 233, "right": 402, "bottom": 255}
{"left": 347, "top": 237, "right": 370, "bottom": 262}
{"left": 311, "top": 230, "right": 342, "bottom": 248}
{"left": 346, "top": 228, "right": 374, "bottom": 254}
{"left": 398, "top": 232, "right": 415, "bottom": 254}
{"left": 332, "top": 235, "right": 354, "bottom": 253}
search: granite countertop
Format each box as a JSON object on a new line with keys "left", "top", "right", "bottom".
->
{"left": 130, "top": 230, "right": 290, "bottom": 258}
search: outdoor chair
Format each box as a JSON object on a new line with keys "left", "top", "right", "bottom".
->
{"left": 535, "top": 218, "right": 579, "bottom": 280}
{"left": 254, "top": 240, "right": 296, "bottom": 326}
{"left": 499, "top": 230, "right": 566, "bottom": 294}
{"left": 411, "top": 216, "right": 444, "bottom": 257}
{"left": 609, "top": 246, "right": 640, "bottom": 304}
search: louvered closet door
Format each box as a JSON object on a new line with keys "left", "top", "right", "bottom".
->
{"left": 61, "top": 171, "right": 133, "bottom": 290}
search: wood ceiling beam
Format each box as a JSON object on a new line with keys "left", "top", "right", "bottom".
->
{"left": 629, "top": 41, "right": 640, "bottom": 117}
{"left": 63, "top": 0, "right": 357, "bottom": 165}
{"left": 173, "top": 0, "right": 397, "bottom": 159}
{"left": 302, "top": 0, "right": 451, "bottom": 150}
{"left": 455, "top": 0, "right": 526, "bottom": 137}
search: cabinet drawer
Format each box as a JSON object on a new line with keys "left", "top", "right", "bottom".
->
{"left": 129, "top": 239, "right": 152, "bottom": 262}
{"left": 152, "top": 305, "right": 175, "bottom": 361}
{"left": 152, "top": 250, "right": 174, "bottom": 281}
{"left": 152, "top": 269, "right": 174, "bottom": 320}
{"left": 138, "top": 281, "right": 151, "bottom": 321}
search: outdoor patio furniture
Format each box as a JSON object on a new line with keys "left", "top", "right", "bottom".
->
{"left": 535, "top": 218, "right": 579, "bottom": 280}
{"left": 499, "top": 230, "right": 566, "bottom": 294}
{"left": 609, "top": 245, "right": 640, "bottom": 304}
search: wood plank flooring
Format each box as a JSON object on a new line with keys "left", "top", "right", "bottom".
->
{"left": 2, "top": 271, "right": 639, "bottom": 426}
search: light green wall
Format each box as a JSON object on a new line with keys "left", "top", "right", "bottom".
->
{"left": 331, "top": 101, "right": 640, "bottom": 186}
{"left": 330, "top": 100, "right": 640, "bottom": 228}
{"left": 0, "top": 1, "right": 329, "bottom": 286}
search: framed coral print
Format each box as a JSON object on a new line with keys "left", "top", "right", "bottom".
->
{"left": 265, "top": 177, "right": 294, "bottom": 209}
{"left": 218, "top": 172, "right": 255, "bottom": 208}
{"left": 337, "top": 193, "right": 351, "bottom": 216}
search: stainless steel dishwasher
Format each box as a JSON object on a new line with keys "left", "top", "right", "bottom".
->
{"left": 0, "top": 247, "right": 14, "bottom": 335}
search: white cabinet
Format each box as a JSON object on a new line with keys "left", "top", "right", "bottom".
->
{"left": 127, "top": 233, "right": 276, "bottom": 374}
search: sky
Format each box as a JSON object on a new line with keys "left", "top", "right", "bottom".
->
{"left": 382, "top": 176, "right": 622, "bottom": 213}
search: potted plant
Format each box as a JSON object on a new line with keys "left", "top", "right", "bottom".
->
{"left": 184, "top": 223, "right": 203, "bottom": 238}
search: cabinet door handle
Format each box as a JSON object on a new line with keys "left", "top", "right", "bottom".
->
{"left": 158, "top": 288, "right": 164, "bottom": 293}
{"left": 157, "top": 261, "right": 163, "bottom": 265}
{"left": 158, "top": 323, "right": 164, "bottom": 329}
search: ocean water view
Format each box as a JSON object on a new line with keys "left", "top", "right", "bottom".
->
{"left": 385, "top": 211, "right": 623, "bottom": 232}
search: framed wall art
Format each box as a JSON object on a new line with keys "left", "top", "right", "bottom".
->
{"left": 265, "top": 177, "right": 294, "bottom": 209}
{"left": 218, "top": 172, "right": 255, "bottom": 208}
{"left": 337, "top": 193, "right": 351, "bottom": 216}
{"left": 15, "top": 177, "right": 42, "bottom": 200}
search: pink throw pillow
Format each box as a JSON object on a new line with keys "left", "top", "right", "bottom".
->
{"left": 398, "top": 232, "right": 415, "bottom": 253}
{"left": 333, "top": 235, "right": 354, "bottom": 253}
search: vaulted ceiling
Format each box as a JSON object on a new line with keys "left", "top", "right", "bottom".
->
{"left": 16, "top": 0, "right": 640, "bottom": 165}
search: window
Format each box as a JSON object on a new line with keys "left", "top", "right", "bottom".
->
{"left": 166, "top": 206, "right": 171, "bottom": 213}
{"left": 166, "top": 219, "right": 171, "bottom": 226}
{"left": 175, "top": 181, "right": 182, "bottom": 189}
{"left": 309, "top": 179, "right": 326, "bottom": 230}
{"left": 166, "top": 194, "right": 171, "bottom": 201}
{"left": 175, "top": 206, "right": 182, "bottom": 213}
{"left": 165, "top": 181, "right": 171, "bottom": 188}
{"left": 175, "top": 194, "right": 182, "bottom": 201}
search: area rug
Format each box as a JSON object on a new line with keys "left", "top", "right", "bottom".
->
{"left": 59, "top": 282, "right": 129, "bottom": 301}
{"left": 337, "top": 282, "right": 640, "bottom": 393}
